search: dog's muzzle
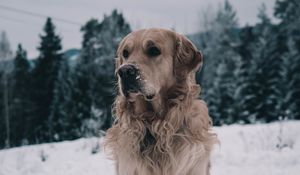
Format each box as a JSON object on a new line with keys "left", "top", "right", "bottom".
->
{"left": 118, "top": 64, "right": 141, "bottom": 96}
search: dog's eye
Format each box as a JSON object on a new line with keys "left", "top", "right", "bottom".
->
{"left": 147, "top": 46, "right": 161, "bottom": 57}
{"left": 123, "top": 49, "right": 129, "bottom": 59}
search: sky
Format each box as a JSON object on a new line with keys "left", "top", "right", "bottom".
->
{"left": 0, "top": 0, "right": 276, "bottom": 58}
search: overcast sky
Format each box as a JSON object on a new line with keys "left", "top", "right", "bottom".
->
{"left": 0, "top": 0, "right": 276, "bottom": 58}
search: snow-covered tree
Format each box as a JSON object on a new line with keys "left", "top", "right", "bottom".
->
{"left": 274, "top": 0, "right": 300, "bottom": 119}
{"left": 234, "top": 4, "right": 275, "bottom": 123}
{"left": 49, "top": 56, "right": 73, "bottom": 141}
{"left": 0, "top": 31, "right": 13, "bottom": 147}
{"left": 10, "top": 44, "right": 33, "bottom": 146}
{"left": 245, "top": 5, "right": 274, "bottom": 122}
{"left": 32, "top": 18, "right": 63, "bottom": 142}
{"left": 202, "top": 0, "right": 240, "bottom": 125}
{"left": 72, "top": 10, "right": 131, "bottom": 137}
{"left": 260, "top": 27, "right": 287, "bottom": 122}
{"left": 234, "top": 26, "right": 257, "bottom": 123}
{"left": 200, "top": 0, "right": 239, "bottom": 87}
{"left": 93, "top": 10, "right": 131, "bottom": 129}
{"left": 70, "top": 19, "right": 99, "bottom": 138}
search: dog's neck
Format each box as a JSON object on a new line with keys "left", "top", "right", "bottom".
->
{"left": 125, "top": 94, "right": 165, "bottom": 121}
{"left": 119, "top": 84, "right": 195, "bottom": 127}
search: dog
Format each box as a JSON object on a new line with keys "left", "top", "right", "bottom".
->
{"left": 105, "top": 28, "right": 216, "bottom": 175}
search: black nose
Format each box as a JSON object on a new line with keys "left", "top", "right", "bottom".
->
{"left": 118, "top": 64, "right": 138, "bottom": 79}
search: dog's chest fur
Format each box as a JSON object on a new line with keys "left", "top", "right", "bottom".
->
{"left": 140, "top": 128, "right": 156, "bottom": 153}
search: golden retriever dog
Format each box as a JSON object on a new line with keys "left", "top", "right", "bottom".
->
{"left": 105, "top": 28, "right": 216, "bottom": 175}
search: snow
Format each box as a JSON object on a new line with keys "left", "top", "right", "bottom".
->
{"left": 0, "top": 121, "right": 300, "bottom": 175}
{"left": 0, "top": 138, "right": 115, "bottom": 175}
{"left": 211, "top": 121, "right": 300, "bottom": 175}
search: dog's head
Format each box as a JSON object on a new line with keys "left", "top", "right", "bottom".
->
{"left": 115, "top": 28, "right": 203, "bottom": 102}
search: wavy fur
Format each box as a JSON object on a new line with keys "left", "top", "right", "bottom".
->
{"left": 104, "top": 28, "right": 216, "bottom": 175}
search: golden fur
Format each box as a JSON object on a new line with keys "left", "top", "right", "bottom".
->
{"left": 105, "top": 28, "right": 217, "bottom": 175}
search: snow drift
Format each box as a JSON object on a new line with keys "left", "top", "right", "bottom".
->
{"left": 0, "top": 121, "right": 299, "bottom": 175}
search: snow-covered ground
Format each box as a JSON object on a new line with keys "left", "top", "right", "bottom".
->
{"left": 0, "top": 121, "right": 299, "bottom": 175}
{"left": 211, "top": 121, "right": 300, "bottom": 175}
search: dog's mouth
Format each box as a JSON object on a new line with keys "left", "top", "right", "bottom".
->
{"left": 120, "top": 75, "right": 156, "bottom": 102}
{"left": 118, "top": 64, "right": 156, "bottom": 102}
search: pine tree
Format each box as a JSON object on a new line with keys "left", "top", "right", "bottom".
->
{"left": 249, "top": 5, "right": 274, "bottom": 121}
{"left": 234, "top": 26, "right": 257, "bottom": 123}
{"left": 49, "top": 56, "right": 73, "bottom": 141}
{"left": 0, "top": 31, "right": 13, "bottom": 147}
{"left": 94, "top": 10, "right": 131, "bottom": 129}
{"left": 11, "top": 44, "right": 32, "bottom": 146}
{"left": 206, "top": 63, "right": 229, "bottom": 125}
{"left": 275, "top": 0, "right": 300, "bottom": 119}
{"left": 257, "top": 3, "right": 271, "bottom": 24}
{"left": 234, "top": 4, "right": 274, "bottom": 123}
{"left": 203, "top": 0, "right": 240, "bottom": 124}
{"left": 72, "top": 10, "right": 131, "bottom": 136}
{"left": 201, "top": 0, "right": 239, "bottom": 88}
{"left": 260, "top": 26, "right": 288, "bottom": 122}
{"left": 32, "top": 18, "right": 63, "bottom": 142}
{"left": 274, "top": 0, "right": 300, "bottom": 23}
{"left": 287, "top": 45, "right": 300, "bottom": 119}
{"left": 70, "top": 19, "right": 100, "bottom": 138}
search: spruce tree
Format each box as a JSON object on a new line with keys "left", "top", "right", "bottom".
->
{"left": 49, "top": 57, "right": 73, "bottom": 141}
{"left": 11, "top": 44, "right": 32, "bottom": 146}
{"left": 203, "top": 0, "right": 240, "bottom": 124}
{"left": 94, "top": 10, "right": 131, "bottom": 129}
{"left": 0, "top": 31, "right": 13, "bottom": 147}
{"left": 235, "top": 4, "right": 274, "bottom": 123}
{"left": 260, "top": 27, "right": 288, "bottom": 122}
{"left": 250, "top": 5, "right": 274, "bottom": 121}
{"left": 72, "top": 10, "right": 131, "bottom": 136}
{"left": 32, "top": 17, "right": 63, "bottom": 142}
{"left": 234, "top": 26, "right": 257, "bottom": 123}
{"left": 275, "top": 0, "right": 300, "bottom": 119}
{"left": 71, "top": 19, "right": 100, "bottom": 138}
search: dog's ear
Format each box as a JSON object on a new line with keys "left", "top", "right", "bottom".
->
{"left": 174, "top": 34, "right": 203, "bottom": 78}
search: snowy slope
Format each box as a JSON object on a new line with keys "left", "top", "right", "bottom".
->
{"left": 211, "top": 121, "right": 300, "bottom": 175}
{"left": 0, "top": 138, "right": 115, "bottom": 175}
{"left": 0, "top": 121, "right": 299, "bottom": 175}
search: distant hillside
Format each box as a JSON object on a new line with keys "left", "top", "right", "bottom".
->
{"left": 64, "top": 48, "right": 80, "bottom": 60}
